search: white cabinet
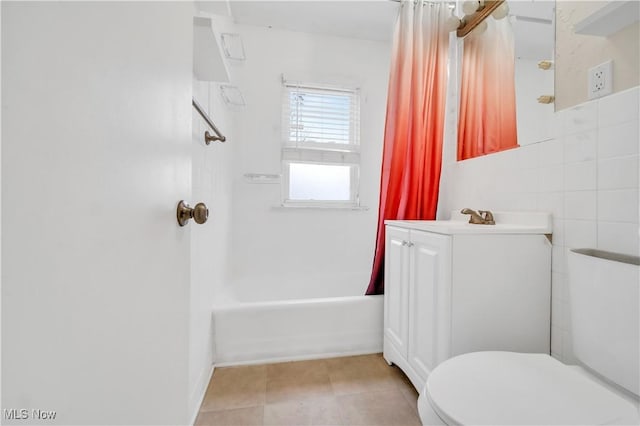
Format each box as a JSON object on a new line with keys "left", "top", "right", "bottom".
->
{"left": 406, "top": 231, "right": 452, "bottom": 382}
{"left": 383, "top": 220, "right": 551, "bottom": 392}
{"left": 383, "top": 226, "right": 410, "bottom": 358}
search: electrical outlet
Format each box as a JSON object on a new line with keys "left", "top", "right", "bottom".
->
{"left": 588, "top": 60, "right": 613, "bottom": 100}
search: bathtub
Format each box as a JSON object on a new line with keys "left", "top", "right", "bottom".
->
{"left": 213, "top": 294, "right": 384, "bottom": 366}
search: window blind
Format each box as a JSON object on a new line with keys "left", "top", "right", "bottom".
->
{"left": 282, "top": 82, "right": 360, "bottom": 151}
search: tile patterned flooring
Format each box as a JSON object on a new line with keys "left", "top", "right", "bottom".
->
{"left": 196, "top": 353, "right": 421, "bottom": 425}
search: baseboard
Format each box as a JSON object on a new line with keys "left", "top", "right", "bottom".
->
{"left": 214, "top": 348, "right": 381, "bottom": 368}
{"left": 188, "top": 364, "right": 214, "bottom": 426}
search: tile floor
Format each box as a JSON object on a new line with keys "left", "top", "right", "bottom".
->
{"left": 195, "top": 353, "right": 421, "bottom": 425}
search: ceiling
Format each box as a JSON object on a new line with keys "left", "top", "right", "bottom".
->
{"left": 229, "top": 1, "right": 398, "bottom": 42}
{"left": 197, "top": 0, "right": 555, "bottom": 56}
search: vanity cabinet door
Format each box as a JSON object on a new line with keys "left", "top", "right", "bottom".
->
{"left": 383, "top": 226, "right": 411, "bottom": 358}
{"left": 407, "top": 230, "right": 452, "bottom": 382}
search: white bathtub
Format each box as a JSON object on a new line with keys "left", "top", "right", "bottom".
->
{"left": 213, "top": 294, "right": 384, "bottom": 366}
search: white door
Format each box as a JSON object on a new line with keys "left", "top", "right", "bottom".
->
{"left": 408, "top": 230, "right": 452, "bottom": 382}
{"left": 2, "top": 3, "right": 194, "bottom": 424}
{"left": 383, "top": 226, "right": 411, "bottom": 358}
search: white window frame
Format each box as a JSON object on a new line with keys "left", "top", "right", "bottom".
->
{"left": 281, "top": 80, "right": 361, "bottom": 208}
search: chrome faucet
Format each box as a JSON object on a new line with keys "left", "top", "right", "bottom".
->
{"left": 461, "top": 208, "right": 495, "bottom": 225}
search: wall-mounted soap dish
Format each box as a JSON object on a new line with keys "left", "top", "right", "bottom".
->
{"left": 220, "top": 84, "right": 246, "bottom": 108}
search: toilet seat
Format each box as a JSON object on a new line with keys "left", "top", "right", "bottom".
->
{"left": 424, "top": 351, "right": 640, "bottom": 425}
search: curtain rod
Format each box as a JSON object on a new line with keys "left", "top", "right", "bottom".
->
{"left": 457, "top": 0, "right": 505, "bottom": 37}
{"left": 388, "top": 0, "right": 512, "bottom": 38}
{"left": 389, "top": 0, "right": 454, "bottom": 4}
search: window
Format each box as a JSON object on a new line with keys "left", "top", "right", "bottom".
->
{"left": 282, "top": 81, "right": 361, "bottom": 207}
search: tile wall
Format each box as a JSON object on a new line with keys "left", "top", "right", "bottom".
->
{"left": 438, "top": 86, "right": 639, "bottom": 362}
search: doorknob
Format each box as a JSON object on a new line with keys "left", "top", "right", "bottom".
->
{"left": 176, "top": 200, "right": 209, "bottom": 226}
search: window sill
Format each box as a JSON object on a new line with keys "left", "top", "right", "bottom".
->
{"left": 272, "top": 204, "right": 370, "bottom": 211}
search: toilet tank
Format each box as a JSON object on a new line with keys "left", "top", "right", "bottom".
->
{"left": 568, "top": 248, "right": 640, "bottom": 396}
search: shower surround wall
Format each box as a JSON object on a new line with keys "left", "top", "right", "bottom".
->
{"left": 227, "top": 24, "right": 391, "bottom": 301}
{"left": 189, "top": 76, "right": 235, "bottom": 416}
{"left": 205, "top": 22, "right": 391, "bottom": 365}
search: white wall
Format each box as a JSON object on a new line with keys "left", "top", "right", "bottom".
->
{"left": 2, "top": 2, "right": 195, "bottom": 424}
{"left": 188, "top": 13, "right": 236, "bottom": 419}
{"left": 438, "top": 86, "right": 640, "bottom": 362}
{"left": 555, "top": 2, "right": 640, "bottom": 110}
{"left": 226, "top": 24, "right": 391, "bottom": 302}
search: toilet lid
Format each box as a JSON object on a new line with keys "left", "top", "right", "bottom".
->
{"left": 426, "top": 352, "right": 640, "bottom": 425}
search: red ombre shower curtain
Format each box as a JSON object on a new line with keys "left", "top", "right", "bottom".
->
{"left": 458, "top": 17, "right": 518, "bottom": 160}
{"left": 366, "top": 0, "right": 449, "bottom": 295}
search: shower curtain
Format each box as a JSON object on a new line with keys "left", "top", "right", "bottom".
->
{"left": 458, "top": 16, "right": 518, "bottom": 160}
{"left": 366, "top": 0, "right": 450, "bottom": 295}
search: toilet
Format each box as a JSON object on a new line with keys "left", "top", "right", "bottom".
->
{"left": 417, "top": 248, "right": 640, "bottom": 425}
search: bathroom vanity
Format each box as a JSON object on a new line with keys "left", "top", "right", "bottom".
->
{"left": 383, "top": 212, "right": 552, "bottom": 392}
